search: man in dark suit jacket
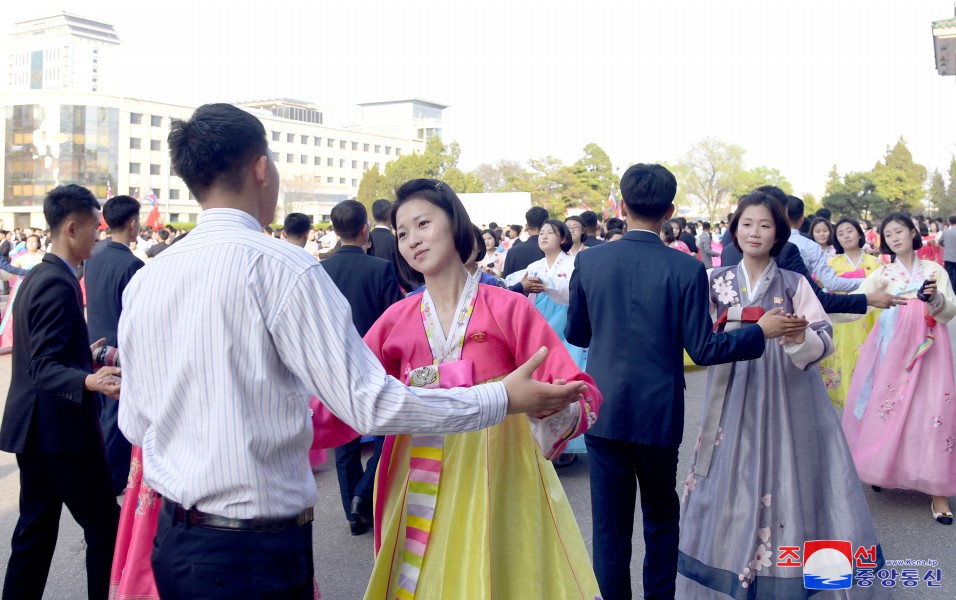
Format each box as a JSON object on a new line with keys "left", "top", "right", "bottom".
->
{"left": 84, "top": 195, "right": 145, "bottom": 495}
{"left": 580, "top": 210, "right": 605, "bottom": 247}
{"left": 502, "top": 205, "right": 549, "bottom": 278}
{"left": 368, "top": 198, "right": 420, "bottom": 292}
{"left": 566, "top": 164, "right": 808, "bottom": 599}
{"left": 0, "top": 185, "right": 122, "bottom": 600}
{"left": 321, "top": 201, "right": 403, "bottom": 535}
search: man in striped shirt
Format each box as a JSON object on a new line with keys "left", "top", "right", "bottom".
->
{"left": 117, "top": 103, "right": 584, "bottom": 600}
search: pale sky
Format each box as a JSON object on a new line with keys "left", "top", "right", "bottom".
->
{"left": 4, "top": 0, "right": 955, "bottom": 198}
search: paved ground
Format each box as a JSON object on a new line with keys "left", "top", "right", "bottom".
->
{"left": 0, "top": 323, "right": 953, "bottom": 598}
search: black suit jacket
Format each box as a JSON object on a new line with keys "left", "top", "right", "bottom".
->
{"left": 720, "top": 241, "right": 867, "bottom": 314}
{"left": 566, "top": 230, "right": 766, "bottom": 446}
{"left": 0, "top": 254, "right": 101, "bottom": 454}
{"left": 502, "top": 235, "right": 545, "bottom": 277}
{"left": 84, "top": 241, "right": 144, "bottom": 346}
{"left": 322, "top": 246, "right": 403, "bottom": 337}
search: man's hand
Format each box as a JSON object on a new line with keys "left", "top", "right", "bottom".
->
{"left": 520, "top": 274, "right": 544, "bottom": 295}
{"left": 778, "top": 316, "right": 807, "bottom": 346}
{"left": 85, "top": 366, "right": 121, "bottom": 399}
{"left": 866, "top": 282, "right": 907, "bottom": 308}
{"left": 503, "top": 347, "right": 585, "bottom": 416}
{"left": 757, "top": 308, "right": 809, "bottom": 339}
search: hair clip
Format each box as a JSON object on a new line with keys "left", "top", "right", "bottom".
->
{"left": 434, "top": 181, "right": 444, "bottom": 192}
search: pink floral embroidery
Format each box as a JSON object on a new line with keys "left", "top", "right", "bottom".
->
{"left": 932, "top": 416, "right": 942, "bottom": 429}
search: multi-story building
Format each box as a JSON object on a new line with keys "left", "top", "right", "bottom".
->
{"left": 933, "top": 5, "right": 956, "bottom": 79}
{"left": 0, "top": 14, "right": 445, "bottom": 229}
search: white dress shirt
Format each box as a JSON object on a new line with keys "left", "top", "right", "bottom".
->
{"left": 118, "top": 208, "right": 507, "bottom": 518}
{"left": 788, "top": 229, "right": 858, "bottom": 292}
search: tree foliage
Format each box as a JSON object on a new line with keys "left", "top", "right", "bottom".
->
{"left": 822, "top": 170, "right": 890, "bottom": 221}
{"left": 356, "top": 165, "right": 391, "bottom": 213}
{"left": 870, "top": 137, "right": 927, "bottom": 213}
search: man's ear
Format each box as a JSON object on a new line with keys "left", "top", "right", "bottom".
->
{"left": 253, "top": 155, "right": 269, "bottom": 187}
{"left": 664, "top": 204, "right": 676, "bottom": 221}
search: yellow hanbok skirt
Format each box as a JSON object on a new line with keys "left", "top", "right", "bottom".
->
{"left": 821, "top": 311, "right": 880, "bottom": 409}
{"left": 364, "top": 414, "right": 600, "bottom": 600}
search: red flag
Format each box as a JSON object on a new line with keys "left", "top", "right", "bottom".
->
{"left": 98, "top": 212, "right": 108, "bottom": 231}
{"left": 144, "top": 203, "right": 163, "bottom": 230}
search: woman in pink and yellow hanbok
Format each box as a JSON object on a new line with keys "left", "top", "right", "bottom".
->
{"left": 362, "top": 179, "right": 602, "bottom": 600}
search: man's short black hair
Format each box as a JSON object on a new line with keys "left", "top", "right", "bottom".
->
{"left": 371, "top": 199, "right": 393, "bottom": 223}
{"left": 331, "top": 200, "right": 368, "bottom": 241}
{"left": 728, "top": 191, "right": 790, "bottom": 257}
{"left": 283, "top": 212, "right": 312, "bottom": 238}
{"left": 579, "top": 210, "right": 599, "bottom": 229}
{"left": 702, "top": 221, "right": 711, "bottom": 231}
{"left": 605, "top": 217, "right": 624, "bottom": 232}
{"left": 620, "top": 164, "right": 677, "bottom": 220}
{"left": 949, "top": 215, "right": 956, "bottom": 225}
{"left": 102, "top": 195, "right": 141, "bottom": 229}
{"left": 157, "top": 229, "right": 170, "bottom": 241}
{"left": 391, "top": 179, "right": 473, "bottom": 283}
{"left": 44, "top": 184, "right": 100, "bottom": 233}
{"left": 168, "top": 103, "right": 269, "bottom": 201}
{"left": 509, "top": 224, "right": 522, "bottom": 236}
{"left": 525, "top": 206, "right": 549, "bottom": 230}
{"left": 816, "top": 208, "right": 832, "bottom": 221}
{"left": 786, "top": 197, "right": 805, "bottom": 223}
{"left": 488, "top": 221, "right": 498, "bottom": 230}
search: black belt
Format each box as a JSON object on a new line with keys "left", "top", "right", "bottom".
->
{"left": 163, "top": 499, "right": 313, "bottom": 532}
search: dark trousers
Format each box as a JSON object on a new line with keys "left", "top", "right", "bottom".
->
{"left": 3, "top": 453, "right": 119, "bottom": 600}
{"left": 99, "top": 393, "right": 132, "bottom": 496}
{"left": 152, "top": 502, "right": 314, "bottom": 600}
{"left": 946, "top": 261, "right": 956, "bottom": 295}
{"left": 333, "top": 436, "right": 384, "bottom": 521}
{"left": 586, "top": 435, "right": 680, "bottom": 600}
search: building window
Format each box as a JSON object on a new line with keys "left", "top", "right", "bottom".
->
{"left": 314, "top": 136, "right": 321, "bottom": 146}
{"left": 300, "top": 155, "right": 308, "bottom": 164}
{"left": 150, "top": 164, "right": 161, "bottom": 175}
{"left": 150, "top": 115, "right": 162, "bottom": 127}
{"left": 385, "top": 146, "right": 391, "bottom": 155}
{"left": 314, "top": 156, "right": 321, "bottom": 165}
{"left": 374, "top": 145, "right": 381, "bottom": 153}
{"left": 395, "top": 148, "right": 402, "bottom": 156}
{"left": 327, "top": 177, "right": 333, "bottom": 183}
{"left": 339, "top": 178, "right": 346, "bottom": 184}
{"left": 169, "top": 189, "right": 180, "bottom": 200}
{"left": 130, "top": 138, "right": 141, "bottom": 149}
{"left": 351, "top": 142, "right": 358, "bottom": 151}
{"left": 271, "top": 151, "right": 280, "bottom": 160}
{"left": 375, "top": 162, "right": 381, "bottom": 169}
{"left": 272, "top": 131, "right": 281, "bottom": 141}
{"left": 301, "top": 135, "right": 308, "bottom": 144}
{"left": 327, "top": 158, "right": 333, "bottom": 167}
{"left": 286, "top": 153, "right": 294, "bottom": 163}
{"left": 152, "top": 188, "right": 161, "bottom": 200}
{"left": 339, "top": 159, "right": 345, "bottom": 168}
{"left": 339, "top": 140, "right": 346, "bottom": 150}
{"left": 351, "top": 179, "right": 357, "bottom": 187}
{"left": 129, "top": 163, "right": 141, "bottom": 174}
{"left": 129, "top": 187, "right": 140, "bottom": 197}
{"left": 363, "top": 143, "right": 370, "bottom": 152}
{"left": 327, "top": 138, "right": 334, "bottom": 148}
{"left": 351, "top": 160, "right": 358, "bottom": 169}
{"left": 130, "top": 113, "right": 142, "bottom": 124}
{"left": 150, "top": 140, "right": 161, "bottom": 151}
{"left": 287, "top": 133, "right": 295, "bottom": 143}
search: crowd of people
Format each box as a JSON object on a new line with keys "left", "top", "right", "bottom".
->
{"left": 0, "top": 101, "right": 953, "bottom": 600}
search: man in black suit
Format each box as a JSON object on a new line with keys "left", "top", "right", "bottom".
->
{"left": 0, "top": 184, "right": 122, "bottom": 600}
{"left": 566, "top": 164, "right": 808, "bottom": 599}
{"left": 84, "top": 195, "right": 145, "bottom": 495}
{"left": 368, "top": 198, "right": 420, "bottom": 292}
{"left": 502, "top": 206, "right": 548, "bottom": 278}
{"left": 580, "top": 210, "right": 605, "bottom": 247}
{"left": 322, "top": 200, "right": 402, "bottom": 535}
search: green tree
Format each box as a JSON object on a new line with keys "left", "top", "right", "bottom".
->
{"left": 945, "top": 156, "right": 956, "bottom": 217}
{"left": 672, "top": 138, "right": 746, "bottom": 222}
{"left": 870, "top": 137, "right": 927, "bottom": 213}
{"left": 732, "top": 166, "right": 793, "bottom": 198}
{"left": 927, "top": 169, "right": 949, "bottom": 217}
{"left": 473, "top": 160, "right": 528, "bottom": 192}
{"left": 571, "top": 143, "right": 619, "bottom": 210}
{"left": 356, "top": 165, "right": 392, "bottom": 211}
{"left": 822, "top": 171, "right": 890, "bottom": 221}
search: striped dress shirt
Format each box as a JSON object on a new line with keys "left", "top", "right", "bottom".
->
{"left": 118, "top": 208, "right": 507, "bottom": 518}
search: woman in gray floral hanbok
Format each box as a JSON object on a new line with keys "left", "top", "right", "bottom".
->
{"left": 677, "top": 194, "right": 886, "bottom": 599}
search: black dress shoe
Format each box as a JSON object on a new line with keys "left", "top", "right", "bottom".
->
{"left": 350, "top": 496, "right": 372, "bottom": 526}
{"left": 870, "top": 485, "right": 882, "bottom": 492}
{"left": 349, "top": 519, "right": 368, "bottom": 536}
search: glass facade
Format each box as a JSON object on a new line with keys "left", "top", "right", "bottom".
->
{"left": 4, "top": 103, "right": 118, "bottom": 206}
